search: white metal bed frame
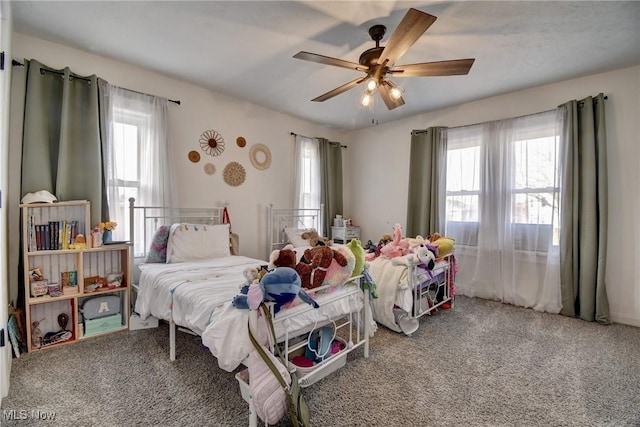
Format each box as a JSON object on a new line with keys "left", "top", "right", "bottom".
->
{"left": 128, "top": 197, "right": 229, "bottom": 361}
{"left": 264, "top": 203, "right": 370, "bottom": 364}
{"left": 373, "top": 252, "right": 455, "bottom": 335}
{"left": 128, "top": 198, "right": 370, "bottom": 355}
{"left": 266, "top": 203, "right": 323, "bottom": 259}
{"left": 406, "top": 253, "right": 455, "bottom": 320}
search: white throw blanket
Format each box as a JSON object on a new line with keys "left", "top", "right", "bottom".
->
{"left": 368, "top": 257, "right": 411, "bottom": 333}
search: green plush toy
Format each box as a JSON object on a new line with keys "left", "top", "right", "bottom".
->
{"left": 347, "top": 238, "right": 365, "bottom": 277}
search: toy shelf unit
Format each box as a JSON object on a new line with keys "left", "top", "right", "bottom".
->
{"left": 331, "top": 226, "right": 360, "bottom": 244}
{"left": 409, "top": 253, "right": 455, "bottom": 318}
{"left": 21, "top": 200, "right": 131, "bottom": 353}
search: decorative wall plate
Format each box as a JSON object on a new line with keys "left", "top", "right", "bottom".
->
{"left": 204, "top": 163, "right": 216, "bottom": 175}
{"left": 249, "top": 143, "right": 272, "bottom": 170}
{"left": 223, "top": 161, "right": 246, "bottom": 186}
{"left": 188, "top": 150, "right": 201, "bottom": 163}
{"left": 199, "top": 129, "right": 225, "bottom": 156}
{"left": 236, "top": 136, "right": 247, "bottom": 148}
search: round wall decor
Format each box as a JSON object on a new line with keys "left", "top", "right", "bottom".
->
{"left": 204, "top": 163, "right": 216, "bottom": 175}
{"left": 199, "top": 129, "right": 225, "bottom": 156}
{"left": 249, "top": 143, "right": 272, "bottom": 170}
{"left": 223, "top": 161, "right": 246, "bottom": 187}
{"left": 236, "top": 136, "right": 247, "bottom": 148}
{"left": 188, "top": 150, "right": 201, "bottom": 163}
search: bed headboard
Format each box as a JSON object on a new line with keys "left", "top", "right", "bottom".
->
{"left": 266, "top": 204, "right": 323, "bottom": 259}
{"left": 128, "top": 197, "right": 227, "bottom": 260}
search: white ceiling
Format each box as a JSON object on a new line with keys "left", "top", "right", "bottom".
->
{"left": 11, "top": 1, "right": 640, "bottom": 131}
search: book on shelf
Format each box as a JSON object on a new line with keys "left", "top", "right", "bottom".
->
{"left": 28, "top": 215, "right": 37, "bottom": 252}
{"left": 30, "top": 218, "right": 81, "bottom": 251}
{"left": 61, "top": 270, "right": 78, "bottom": 287}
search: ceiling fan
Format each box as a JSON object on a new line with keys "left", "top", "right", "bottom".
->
{"left": 293, "top": 8, "right": 475, "bottom": 110}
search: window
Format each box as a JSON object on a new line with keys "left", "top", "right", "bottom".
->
{"left": 103, "top": 84, "right": 175, "bottom": 257}
{"left": 445, "top": 111, "right": 560, "bottom": 252}
{"left": 110, "top": 110, "right": 144, "bottom": 243}
{"left": 293, "top": 135, "right": 321, "bottom": 232}
{"left": 512, "top": 135, "right": 560, "bottom": 250}
{"left": 445, "top": 129, "right": 481, "bottom": 244}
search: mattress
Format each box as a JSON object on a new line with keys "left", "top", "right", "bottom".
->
{"left": 134, "top": 255, "right": 267, "bottom": 335}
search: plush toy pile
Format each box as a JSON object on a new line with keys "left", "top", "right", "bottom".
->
{"left": 232, "top": 266, "right": 318, "bottom": 313}
{"left": 233, "top": 242, "right": 358, "bottom": 312}
{"left": 365, "top": 223, "right": 455, "bottom": 264}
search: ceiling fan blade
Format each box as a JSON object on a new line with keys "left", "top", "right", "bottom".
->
{"left": 389, "top": 58, "right": 475, "bottom": 77}
{"left": 311, "top": 77, "right": 366, "bottom": 102}
{"left": 377, "top": 8, "right": 437, "bottom": 67}
{"left": 294, "top": 51, "right": 367, "bottom": 72}
{"left": 379, "top": 81, "right": 405, "bottom": 110}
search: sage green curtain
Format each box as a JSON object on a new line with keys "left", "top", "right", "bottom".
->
{"left": 21, "top": 59, "right": 105, "bottom": 227}
{"left": 318, "top": 138, "right": 343, "bottom": 237}
{"left": 558, "top": 93, "right": 610, "bottom": 323}
{"left": 406, "top": 127, "right": 448, "bottom": 237}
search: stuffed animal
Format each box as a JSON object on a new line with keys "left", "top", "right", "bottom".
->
{"left": 415, "top": 244, "right": 437, "bottom": 270}
{"left": 380, "top": 223, "right": 410, "bottom": 259}
{"left": 377, "top": 233, "right": 393, "bottom": 248}
{"left": 346, "top": 238, "right": 365, "bottom": 277}
{"left": 239, "top": 265, "right": 268, "bottom": 294}
{"left": 428, "top": 233, "right": 455, "bottom": 259}
{"left": 296, "top": 246, "right": 347, "bottom": 289}
{"left": 268, "top": 244, "right": 297, "bottom": 270}
{"left": 407, "top": 235, "right": 427, "bottom": 252}
{"left": 323, "top": 245, "right": 355, "bottom": 286}
{"left": 232, "top": 267, "right": 319, "bottom": 313}
{"left": 31, "top": 319, "right": 44, "bottom": 350}
{"left": 391, "top": 243, "right": 437, "bottom": 271}
{"left": 301, "top": 230, "right": 332, "bottom": 247}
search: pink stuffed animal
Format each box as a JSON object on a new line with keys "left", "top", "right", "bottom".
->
{"left": 380, "top": 223, "right": 410, "bottom": 259}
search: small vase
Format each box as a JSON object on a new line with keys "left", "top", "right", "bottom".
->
{"left": 103, "top": 230, "right": 112, "bottom": 243}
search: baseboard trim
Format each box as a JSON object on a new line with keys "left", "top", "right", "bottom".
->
{"left": 611, "top": 314, "right": 640, "bottom": 328}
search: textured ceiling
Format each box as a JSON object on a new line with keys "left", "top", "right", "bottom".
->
{"left": 11, "top": 1, "right": 640, "bottom": 131}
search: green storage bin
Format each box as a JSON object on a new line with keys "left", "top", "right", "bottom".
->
{"left": 83, "top": 314, "right": 123, "bottom": 337}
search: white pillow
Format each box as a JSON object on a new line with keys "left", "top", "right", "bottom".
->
{"left": 284, "top": 227, "right": 315, "bottom": 247}
{"left": 166, "top": 223, "right": 230, "bottom": 263}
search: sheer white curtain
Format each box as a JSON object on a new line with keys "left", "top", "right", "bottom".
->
{"left": 446, "top": 110, "right": 563, "bottom": 313}
{"left": 102, "top": 84, "right": 177, "bottom": 250}
{"left": 293, "top": 135, "right": 321, "bottom": 232}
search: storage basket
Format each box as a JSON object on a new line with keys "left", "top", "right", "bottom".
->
{"left": 293, "top": 336, "right": 348, "bottom": 387}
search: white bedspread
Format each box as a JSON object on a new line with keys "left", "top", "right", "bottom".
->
{"left": 134, "top": 255, "right": 367, "bottom": 372}
{"left": 135, "top": 256, "right": 266, "bottom": 335}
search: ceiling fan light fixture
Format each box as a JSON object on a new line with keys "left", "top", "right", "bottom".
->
{"left": 293, "top": 9, "right": 475, "bottom": 114}
{"left": 365, "top": 77, "right": 379, "bottom": 92}
{"left": 387, "top": 81, "right": 404, "bottom": 100}
{"left": 359, "top": 91, "right": 374, "bottom": 108}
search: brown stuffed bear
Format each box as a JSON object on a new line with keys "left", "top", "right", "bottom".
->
{"left": 268, "top": 244, "right": 297, "bottom": 270}
{"left": 295, "top": 246, "right": 347, "bottom": 289}
{"left": 301, "top": 230, "right": 333, "bottom": 247}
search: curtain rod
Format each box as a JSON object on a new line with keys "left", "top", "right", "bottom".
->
{"left": 116, "top": 85, "right": 181, "bottom": 106}
{"left": 412, "top": 107, "right": 559, "bottom": 135}
{"left": 12, "top": 59, "right": 181, "bottom": 105}
{"left": 412, "top": 95, "right": 609, "bottom": 135}
{"left": 290, "top": 132, "right": 347, "bottom": 148}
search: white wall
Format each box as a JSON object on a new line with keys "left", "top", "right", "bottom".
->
{"left": 8, "top": 33, "right": 347, "bottom": 307}
{"left": 345, "top": 65, "right": 640, "bottom": 327}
